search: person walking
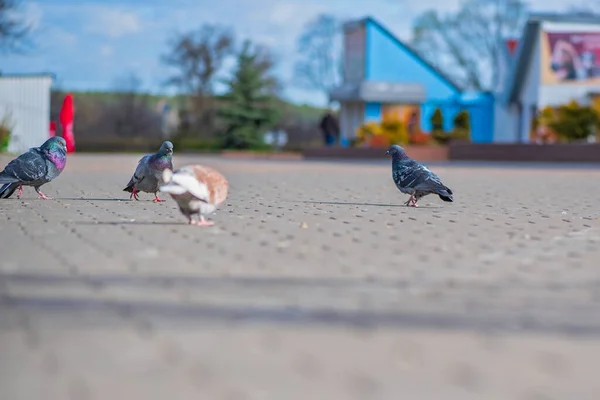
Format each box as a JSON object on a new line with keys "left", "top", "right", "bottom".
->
{"left": 319, "top": 110, "right": 340, "bottom": 147}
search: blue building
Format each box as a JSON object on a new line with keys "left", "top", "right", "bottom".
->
{"left": 329, "top": 17, "right": 495, "bottom": 144}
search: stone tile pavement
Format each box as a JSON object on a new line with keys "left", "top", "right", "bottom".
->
{"left": 1, "top": 154, "right": 600, "bottom": 399}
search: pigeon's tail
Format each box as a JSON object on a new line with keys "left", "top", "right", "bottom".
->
{"left": 0, "top": 182, "right": 19, "bottom": 199}
{"left": 123, "top": 179, "right": 135, "bottom": 193}
{"left": 437, "top": 186, "right": 453, "bottom": 202}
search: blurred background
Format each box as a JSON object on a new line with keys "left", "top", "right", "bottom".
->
{"left": 1, "top": 0, "right": 600, "bottom": 155}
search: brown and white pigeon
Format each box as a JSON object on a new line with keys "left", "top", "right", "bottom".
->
{"left": 160, "top": 165, "right": 228, "bottom": 226}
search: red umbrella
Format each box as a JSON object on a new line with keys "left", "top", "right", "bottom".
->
{"left": 59, "top": 94, "right": 75, "bottom": 153}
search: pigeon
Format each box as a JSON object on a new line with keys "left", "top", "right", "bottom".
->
{"left": 385, "top": 144, "right": 453, "bottom": 207}
{"left": 159, "top": 165, "right": 229, "bottom": 226}
{"left": 0, "top": 136, "right": 67, "bottom": 200}
{"left": 123, "top": 141, "right": 174, "bottom": 202}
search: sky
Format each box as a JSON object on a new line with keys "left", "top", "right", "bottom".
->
{"left": 2, "top": 0, "right": 587, "bottom": 106}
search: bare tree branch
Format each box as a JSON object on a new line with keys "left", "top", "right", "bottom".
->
{"left": 293, "top": 14, "right": 341, "bottom": 97}
{"left": 0, "top": 0, "right": 32, "bottom": 54}
{"left": 161, "top": 24, "right": 235, "bottom": 96}
{"left": 411, "top": 0, "right": 528, "bottom": 91}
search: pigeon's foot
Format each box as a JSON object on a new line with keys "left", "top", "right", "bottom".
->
{"left": 404, "top": 194, "right": 416, "bottom": 207}
{"left": 153, "top": 194, "right": 166, "bottom": 203}
{"left": 37, "top": 191, "right": 52, "bottom": 200}
{"left": 17, "top": 185, "right": 23, "bottom": 199}
{"left": 130, "top": 188, "right": 140, "bottom": 201}
{"left": 190, "top": 216, "right": 214, "bottom": 227}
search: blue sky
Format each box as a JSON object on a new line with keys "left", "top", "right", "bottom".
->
{"left": 3, "top": 0, "right": 583, "bottom": 106}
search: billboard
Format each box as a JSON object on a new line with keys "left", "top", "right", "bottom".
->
{"left": 541, "top": 30, "right": 600, "bottom": 84}
{"left": 343, "top": 21, "right": 365, "bottom": 83}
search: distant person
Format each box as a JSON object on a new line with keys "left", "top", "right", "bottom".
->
{"left": 319, "top": 110, "right": 339, "bottom": 147}
{"left": 407, "top": 110, "right": 418, "bottom": 135}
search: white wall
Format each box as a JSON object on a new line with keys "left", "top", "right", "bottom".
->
{"left": 539, "top": 84, "right": 600, "bottom": 107}
{"left": 0, "top": 75, "right": 53, "bottom": 154}
{"left": 340, "top": 102, "right": 364, "bottom": 140}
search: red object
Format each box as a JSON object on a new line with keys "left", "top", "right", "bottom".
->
{"left": 49, "top": 121, "right": 56, "bottom": 138}
{"left": 59, "top": 94, "right": 75, "bottom": 153}
{"left": 506, "top": 39, "right": 518, "bottom": 55}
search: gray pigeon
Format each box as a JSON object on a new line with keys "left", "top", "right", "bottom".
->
{"left": 0, "top": 136, "right": 67, "bottom": 200}
{"left": 385, "top": 144, "right": 453, "bottom": 207}
{"left": 123, "top": 141, "right": 174, "bottom": 202}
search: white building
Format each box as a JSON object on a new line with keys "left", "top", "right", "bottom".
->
{"left": 496, "top": 13, "right": 600, "bottom": 143}
{"left": 0, "top": 74, "right": 54, "bottom": 153}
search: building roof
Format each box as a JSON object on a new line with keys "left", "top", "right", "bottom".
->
{"left": 0, "top": 72, "right": 55, "bottom": 80}
{"left": 344, "top": 17, "right": 463, "bottom": 92}
{"left": 504, "top": 13, "right": 600, "bottom": 104}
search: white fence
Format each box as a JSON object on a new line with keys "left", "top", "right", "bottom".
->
{"left": 0, "top": 74, "right": 53, "bottom": 154}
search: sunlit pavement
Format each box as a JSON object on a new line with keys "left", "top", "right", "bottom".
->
{"left": 1, "top": 153, "right": 600, "bottom": 399}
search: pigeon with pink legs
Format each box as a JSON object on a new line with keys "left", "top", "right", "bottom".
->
{"left": 385, "top": 144, "right": 453, "bottom": 207}
{"left": 123, "top": 141, "right": 173, "bottom": 202}
{"left": 160, "top": 165, "right": 228, "bottom": 226}
{"left": 0, "top": 136, "right": 67, "bottom": 200}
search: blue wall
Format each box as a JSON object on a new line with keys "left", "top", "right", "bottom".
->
{"left": 350, "top": 18, "right": 495, "bottom": 143}
{"left": 365, "top": 102, "right": 381, "bottom": 121}
{"left": 364, "top": 21, "right": 459, "bottom": 101}
{"left": 421, "top": 93, "right": 495, "bottom": 143}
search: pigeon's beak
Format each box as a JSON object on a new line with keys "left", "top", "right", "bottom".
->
{"left": 384, "top": 150, "right": 390, "bottom": 156}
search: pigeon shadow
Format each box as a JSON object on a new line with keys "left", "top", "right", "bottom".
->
{"left": 74, "top": 221, "right": 184, "bottom": 226}
{"left": 297, "top": 200, "right": 444, "bottom": 209}
{"left": 57, "top": 197, "right": 129, "bottom": 202}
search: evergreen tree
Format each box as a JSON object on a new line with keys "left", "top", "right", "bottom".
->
{"left": 219, "top": 40, "right": 280, "bottom": 149}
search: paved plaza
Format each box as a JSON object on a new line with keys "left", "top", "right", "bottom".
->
{"left": 1, "top": 153, "right": 600, "bottom": 399}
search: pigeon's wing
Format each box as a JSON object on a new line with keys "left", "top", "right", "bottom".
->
{"left": 411, "top": 163, "right": 451, "bottom": 193}
{"left": 126, "top": 155, "right": 151, "bottom": 184}
{"left": 394, "top": 159, "right": 428, "bottom": 188}
{"left": 394, "top": 160, "right": 446, "bottom": 191}
{"left": 0, "top": 149, "right": 48, "bottom": 184}
{"left": 161, "top": 167, "right": 210, "bottom": 202}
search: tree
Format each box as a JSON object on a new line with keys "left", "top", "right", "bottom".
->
{"left": 0, "top": 0, "right": 31, "bottom": 53}
{"left": 162, "top": 24, "right": 235, "bottom": 135}
{"left": 111, "top": 73, "right": 159, "bottom": 138}
{"left": 218, "top": 40, "right": 280, "bottom": 149}
{"left": 162, "top": 24, "right": 235, "bottom": 95}
{"left": 293, "top": 14, "right": 341, "bottom": 100}
{"left": 411, "top": 0, "right": 528, "bottom": 91}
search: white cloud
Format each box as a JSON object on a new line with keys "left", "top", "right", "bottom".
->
{"left": 22, "top": 2, "right": 44, "bottom": 31}
{"left": 87, "top": 9, "right": 141, "bottom": 38}
{"left": 99, "top": 44, "right": 113, "bottom": 57}
{"left": 47, "top": 28, "right": 78, "bottom": 47}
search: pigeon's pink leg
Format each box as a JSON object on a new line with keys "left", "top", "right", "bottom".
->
{"left": 153, "top": 193, "right": 166, "bottom": 203}
{"left": 130, "top": 188, "right": 140, "bottom": 201}
{"left": 37, "top": 191, "right": 52, "bottom": 200}
{"left": 17, "top": 185, "right": 23, "bottom": 199}
{"left": 404, "top": 194, "right": 415, "bottom": 207}
{"left": 192, "top": 215, "right": 214, "bottom": 227}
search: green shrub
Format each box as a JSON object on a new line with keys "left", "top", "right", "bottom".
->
{"left": 450, "top": 128, "right": 470, "bottom": 142}
{"left": 0, "top": 112, "right": 14, "bottom": 152}
{"left": 453, "top": 110, "right": 470, "bottom": 131}
{"left": 431, "top": 129, "right": 451, "bottom": 145}
{"left": 547, "top": 100, "right": 600, "bottom": 142}
{"left": 430, "top": 107, "right": 444, "bottom": 131}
